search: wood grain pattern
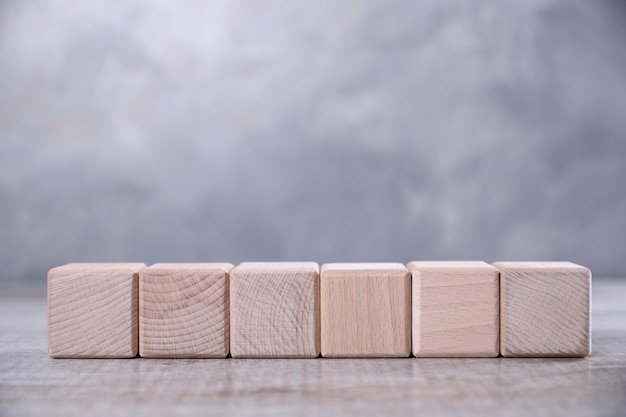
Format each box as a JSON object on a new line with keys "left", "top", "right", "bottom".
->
{"left": 5, "top": 278, "right": 626, "bottom": 417}
{"left": 493, "top": 261, "right": 591, "bottom": 357}
{"left": 408, "top": 261, "right": 499, "bottom": 357}
{"left": 320, "top": 263, "right": 411, "bottom": 358}
{"left": 139, "top": 263, "right": 233, "bottom": 358}
{"left": 47, "top": 263, "right": 145, "bottom": 358}
{"left": 229, "top": 262, "right": 320, "bottom": 358}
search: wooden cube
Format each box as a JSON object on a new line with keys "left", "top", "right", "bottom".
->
{"left": 493, "top": 262, "right": 591, "bottom": 357}
{"left": 320, "top": 263, "right": 411, "bottom": 357}
{"left": 408, "top": 261, "right": 499, "bottom": 357}
{"left": 230, "top": 262, "right": 320, "bottom": 358}
{"left": 48, "top": 263, "right": 145, "bottom": 358}
{"left": 139, "top": 263, "right": 233, "bottom": 358}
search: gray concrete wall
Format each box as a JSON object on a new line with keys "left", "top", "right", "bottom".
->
{"left": 1, "top": 0, "right": 625, "bottom": 281}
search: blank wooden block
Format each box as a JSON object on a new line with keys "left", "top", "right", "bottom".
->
{"left": 230, "top": 262, "right": 320, "bottom": 358}
{"left": 321, "top": 263, "right": 411, "bottom": 358}
{"left": 139, "top": 263, "right": 233, "bottom": 358}
{"left": 408, "top": 261, "right": 499, "bottom": 357}
{"left": 48, "top": 263, "right": 145, "bottom": 358}
{"left": 494, "top": 261, "right": 591, "bottom": 357}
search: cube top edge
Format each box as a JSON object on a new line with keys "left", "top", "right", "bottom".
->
{"left": 322, "top": 263, "right": 408, "bottom": 272}
{"left": 232, "top": 262, "right": 319, "bottom": 273}
{"left": 147, "top": 263, "right": 234, "bottom": 273}
{"left": 407, "top": 261, "right": 495, "bottom": 271}
{"left": 49, "top": 263, "right": 146, "bottom": 275}
{"left": 492, "top": 261, "right": 590, "bottom": 273}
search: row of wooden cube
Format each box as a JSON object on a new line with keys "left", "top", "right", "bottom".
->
{"left": 47, "top": 261, "right": 591, "bottom": 358}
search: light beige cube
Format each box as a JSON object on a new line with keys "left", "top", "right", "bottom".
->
{"left": 139, "top": 263, "right": 233, "bottom": 358}
{"left": 494, "top": 261, "right": 591, "bottom": 357}
{"left": 230, "top": 262, "right": 320, "bottom": 358}
{"left": 48, "top": 263, "right": 145, "bottom": 358}
{"left": 321, "top": 263, "right": 411, "bottom": 358}
{"left": 408, "top": 261, "right": 499, "bottom": 357}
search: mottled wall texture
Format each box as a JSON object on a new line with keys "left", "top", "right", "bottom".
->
{"left": 1, "top": 0, "right": 625, "bottom": 282}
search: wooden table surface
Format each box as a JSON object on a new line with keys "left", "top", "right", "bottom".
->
{"left": 1, "top": 279, "right": 625, "bottom": 417}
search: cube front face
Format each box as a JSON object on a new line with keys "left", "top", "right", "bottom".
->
{"left": 139, "top": 263, "right": 233, "bottom": 358}
{"left": 230, "top": 262, "right": 320, "bottom": 358}
{"left": 321, "top": 263, "right": 411, "bottom": 358}
{"left": 495, "top": 262, "right": 591, "bottom": 357}
{"left": 409, "top": 261, "right": 499, "bottom": 357}
{"left": 48, "top": 263, "right": 145, "bottom": 358}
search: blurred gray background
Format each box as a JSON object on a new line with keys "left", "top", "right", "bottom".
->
{"left": 1, "top": 0, "right": 625, "bottom": 283}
